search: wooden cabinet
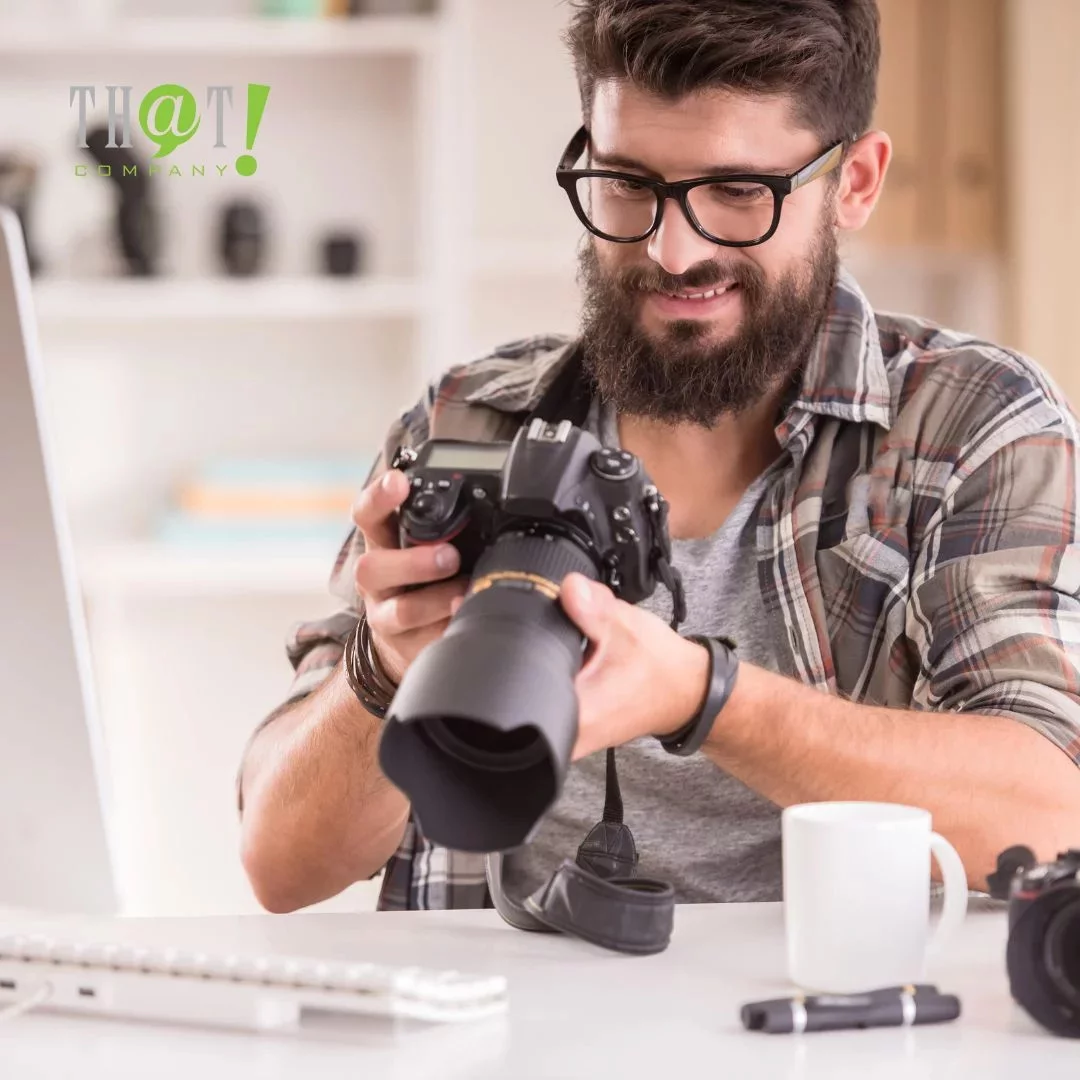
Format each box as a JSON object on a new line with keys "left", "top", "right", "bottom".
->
{"left": 861, "top": 0, "right": 1004, "bottom": 254}
{"left": 1005, "top": 0, "right": 1080, "bottom": 401}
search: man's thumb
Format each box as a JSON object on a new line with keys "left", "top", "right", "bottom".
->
{"left": 559, "top": 572, "right": 611, "bottom": 641}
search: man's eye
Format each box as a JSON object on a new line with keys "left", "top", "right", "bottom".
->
{"left": 705, "top": 182, "right": 771, "bottom": 203}
{"left": 605, "top": 178, "right": 652, "bottom": 199}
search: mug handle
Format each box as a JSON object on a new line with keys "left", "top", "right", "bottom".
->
{"left": 926, "top": 831, "right": 968, "bottom": 959}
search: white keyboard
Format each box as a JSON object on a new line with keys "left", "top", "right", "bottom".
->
{"left": 0, "top": 930, "right": 508, "bottom": 1031}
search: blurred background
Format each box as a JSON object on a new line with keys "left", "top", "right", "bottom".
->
{"left": 0, "top": 0, "right": 1071, "bottom": 917}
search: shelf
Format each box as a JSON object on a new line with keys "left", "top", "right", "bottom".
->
{"left": 79, "top": 543, "right": 337, "bottom": 597}
{"left": 0, "top": 15, "right": 437, "bottom": 57}
{"left": 471, "top": 240, "right": 578, "bottom": 279}
{"left": 32, "top": 276, "right": 425, "bottom": 322}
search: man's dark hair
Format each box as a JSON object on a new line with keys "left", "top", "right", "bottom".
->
{"left": 565, "top": 0, "right": 880, "bottom": 144}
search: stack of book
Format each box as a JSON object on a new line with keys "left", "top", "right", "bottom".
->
{"left": 158, "top": 458, "right": 370, "bottom": 550}
{"left": 260, "top": 1, "right": 431, "bottom": 15}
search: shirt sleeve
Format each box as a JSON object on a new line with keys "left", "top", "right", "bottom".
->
{"left": 908, "top": 424, "right": 1080, "bottom": 762}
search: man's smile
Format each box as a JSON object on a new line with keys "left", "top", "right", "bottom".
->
{"left": 644, "top": 281, "right": 742, "bottom": 320}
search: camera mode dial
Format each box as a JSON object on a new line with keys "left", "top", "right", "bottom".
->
{"left": 590, "top": 448, "right": 638, "bottom": 482}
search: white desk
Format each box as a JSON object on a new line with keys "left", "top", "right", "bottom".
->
{"left": 0, "top": 902, "right": 1068, "bottom": 1078}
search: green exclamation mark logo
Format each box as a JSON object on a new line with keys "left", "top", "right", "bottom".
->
{"left": 236, "top": 84, "right": 270, "bottom": 177}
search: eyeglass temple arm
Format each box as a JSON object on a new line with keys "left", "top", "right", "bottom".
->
{"left": 789, "top": 142, "right": 846, "bottom": 192}
{"left": 558, "top": 126, "right": 591, "bottom": 172}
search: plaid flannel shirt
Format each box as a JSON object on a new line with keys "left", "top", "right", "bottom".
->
{"left": 261, "top": 269, "right": 1080, "bottom": 911}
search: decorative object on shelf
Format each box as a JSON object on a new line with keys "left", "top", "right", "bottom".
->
{"left": 320, "top": 231, "right": 365, "bottom": 276}
{"left": 323, "top": 0, "right": 352, "bottom": 14}
{"left": 82, "top": 125, "right": 160, "bottom": 277}
{"left": 0, "top": 153, "right": 41, "bottom": 276}
{"left": 158, "top": 458, "right": 371, "bottom": 549}
{"left": 356, "top": 0, "right": 433, "bottom": 12}
{"left": 218, "top": 200, "right": 268, "bottom": 277}
{"left": 260, "top": 0, "right": 323, "bottom": 15}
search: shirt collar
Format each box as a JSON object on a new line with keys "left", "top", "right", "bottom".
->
{"left": 778, "top": 268, "right": 894, "bottom": 444}
{"left": 461, "top": 339, "right": 577, "bottom": 413}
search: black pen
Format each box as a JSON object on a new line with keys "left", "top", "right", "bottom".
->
{"left": 740, "top": 984, "right": 961, "bottom": 1034}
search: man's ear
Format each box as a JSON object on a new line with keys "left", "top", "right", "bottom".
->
{"left": 833, "top": 131, "right": 892, "bottom": 232}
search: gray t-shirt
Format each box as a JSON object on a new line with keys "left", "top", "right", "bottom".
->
{"left": 500, "top": 400, "right": 786, "bottom": 903}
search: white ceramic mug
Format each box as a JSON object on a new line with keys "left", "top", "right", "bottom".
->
{"left": 782, "top": 802, "right": 968, "bottom": 993}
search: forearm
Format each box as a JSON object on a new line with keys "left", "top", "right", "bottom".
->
{"left": 705, "top": 663, "right": 1080, "bottom": 889}
{"left": 239, "top": 663, "right": 408, "bottom": 912}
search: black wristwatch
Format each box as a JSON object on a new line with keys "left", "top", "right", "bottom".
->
{"left": 657, "top": 635, "right": 739, "bottom": 756}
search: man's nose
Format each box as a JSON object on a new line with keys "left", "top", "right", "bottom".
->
{"left": 645, "top": 199, "right": 719, "bottom": 277}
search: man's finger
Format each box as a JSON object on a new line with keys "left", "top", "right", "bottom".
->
{"left": 397, "top": 619, "right": 452, "bottom": 657}
{"left": 559, "top": 572, "right": 615, "bottom": 643}
{"left": 368, "top": 578, "right": 469, "bottom": 636}
{"left": 351, "top": 469, "right": 410, "bottom": 550}
{"left": 355, "top": 544, "right": 460, "bottom": 602}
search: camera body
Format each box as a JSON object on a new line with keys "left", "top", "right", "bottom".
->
{"left": 1000, "top": 848, "right": 1080, "bottom": 1037}
{"left": 392, "top": 417, "right": 673, "bottom": 604}
{"left": 379, "top": 418, "right": 682, "bottom": 854}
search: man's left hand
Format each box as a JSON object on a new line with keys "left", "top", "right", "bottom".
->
{"left": 559, "top": 572, "right": 709, "bottom": 761}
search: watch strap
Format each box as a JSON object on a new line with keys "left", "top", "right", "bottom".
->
{"left": 658, "top": 634, "right": 739, "bottom": 756}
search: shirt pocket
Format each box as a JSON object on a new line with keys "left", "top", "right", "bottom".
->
{"left": 818, "top": 473, "right": 912, "bottom": 545}
{"left": 815, "top": 474, "right": 914, "bottom": 633}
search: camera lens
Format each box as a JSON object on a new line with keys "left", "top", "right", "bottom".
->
{"left": 1045, "top": 896, "right": 1080, "bottom": 1012}
{"left": 1007, "top": 885, "right": 1080, "bottom": 1037}
{"left": 378, "top": 529, "right": 600, "bottom": 853}
{"left": 424, "top": 716, "right": 547, "bottom": 771}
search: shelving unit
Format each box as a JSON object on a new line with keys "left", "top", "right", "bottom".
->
{"left": 33, "top": 277, "right": 426, "bottom": 322}
{"left": 0, "top": 1, "right": 474, "bottom": 920}
{"left": 79, "top": 543, "right": 335, "bottom": 597}
{"left": 0, "top": 15, "right": 437, "bottom": 57}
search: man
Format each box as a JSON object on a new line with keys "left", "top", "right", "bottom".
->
{"left": 239, "top": 0, "right": 1080, "bottom": 914}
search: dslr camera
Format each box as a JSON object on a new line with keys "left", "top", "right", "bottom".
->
{"left": 376, "top": 418, "right": 682, "bottom": 854}
{"left": 991, "top": 846, "right": 1080, "bottom": 1037}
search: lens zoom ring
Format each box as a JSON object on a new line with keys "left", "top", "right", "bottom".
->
{"left": 474, "top": 531, "right": 599, "bottom": 586}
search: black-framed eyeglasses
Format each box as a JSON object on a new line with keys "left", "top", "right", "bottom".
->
{"left": 555, "top": 125, "right": 845, "bottom": 248}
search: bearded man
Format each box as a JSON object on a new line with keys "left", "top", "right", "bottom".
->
{"left": 238, "top": 0, "right": 1080, "bottom": 914}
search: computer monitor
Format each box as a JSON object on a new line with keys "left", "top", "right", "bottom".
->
{"left": 0, "top": 207, "right": 117, "bottom": 914}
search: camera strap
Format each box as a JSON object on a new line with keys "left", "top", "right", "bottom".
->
{"left": 484, "top": 346, "right": 680, "bottom": 955}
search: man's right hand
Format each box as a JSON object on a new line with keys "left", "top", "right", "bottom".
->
{"left": 352, "top": 467, "right": 469, "bottom": 685}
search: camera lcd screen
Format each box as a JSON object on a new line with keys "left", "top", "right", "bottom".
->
{"left": 425, "top": 443, "right": 510, "bottom": 472}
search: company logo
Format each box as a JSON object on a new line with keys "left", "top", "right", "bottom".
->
{"left": 70, "top": 83, "right": 270, "bottom": 179}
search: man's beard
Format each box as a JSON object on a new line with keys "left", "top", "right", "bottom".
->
{"left": 577, "top": 222, "right": 838, "bottom": 427}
